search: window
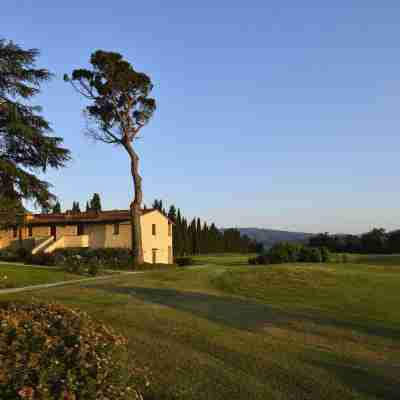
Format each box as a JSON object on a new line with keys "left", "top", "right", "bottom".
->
{"left": 13, "top": 226, "right": 18, "bottom": 238}
{"left": 152, "top": 249, "right": 157, "bottom": 264}
{"left": 168, "top": 223, "right": 172, "bottom": 237}
{"left": 152, "top": 224, "right": 156, "bottom": 236}
{"left": 113, "top": 223, "right": 120, "bottom": 235}
{"left": 28, "top": 225, "right": 33, "bottom": 237}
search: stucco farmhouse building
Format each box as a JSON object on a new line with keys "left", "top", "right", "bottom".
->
{"left": 0, "top": 208, "right": 173, "bottom": 264}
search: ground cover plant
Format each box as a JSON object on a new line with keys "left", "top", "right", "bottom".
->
{"left": 1, "top": 253, "right": 399, "bottom": 399}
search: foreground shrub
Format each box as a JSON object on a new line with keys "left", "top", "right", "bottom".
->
{"left": 0, "top": 302, "right": 147, "bottom": 399}
{"left": 175, "top": 257, "right": 194, "bottom": 267}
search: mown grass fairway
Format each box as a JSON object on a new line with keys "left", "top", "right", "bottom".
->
{"left": 0, "top": 263, "right": 82, "bottom": 289}
{"left": 1, "top": 255, "right": 399, "bottom": 399}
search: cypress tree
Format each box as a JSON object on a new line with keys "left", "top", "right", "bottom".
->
{"left": 90, "top": 193, "right": 102, "bottom": 212}
{"left": 182, "top": 217, "right": 189, "bottom": 255}
{"left": 168, "top": 205, "right": 177, "bottom": 222}
{"left": 52, "top": 201, "right": 61, "bottom": 213}
{"left": 196, "top": 218, "right": 202, "bottom": 254}
{"left": 147, "top": 199, "right": 259, "bottom": 255}
{"left": 72, "top": 201, "right": 81, "bottom": 213}
{"left": 175, "top": 208, "right": 183, "bottom": 256}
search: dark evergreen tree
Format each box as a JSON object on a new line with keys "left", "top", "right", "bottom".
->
{"left": 196, "top": 218, "right": 202, "bottom": 254}
{"left": 175, "top": 208, "right": 183, "bottom": 256}
{"left": 90, "top": 193, "right": 102, "bottom": 212}
{"left": 85, "top": 201, "right": 90, "bottom": 212}
{"left": 0, "top": 39, "right": 70, "bottom": 224}
{"left": 154, "top": 199, "right": 260, "bottom": 256}
{"left": 152, "top": 199, "right": 163, "bottom": 212}
{"left": 182, "top": 217, "right": 189, "bottom": 255}
{"left": 72, "top": 201, "right": 81, "bottom": 213}
{"left": 168, "top": 205, "right": 177, "bottom": 222}
{"left": 52, "top": 201, "right": 61, "bottom": 213}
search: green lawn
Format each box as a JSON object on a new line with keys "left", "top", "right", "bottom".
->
{"left": 0, "top": 263, "right": 82, "bottom": 289}
{"left": 193, "top": 253, "right": 255, "bottom": 266}
{"left": 1, "top": 255, "right": 399, "bottom": 399}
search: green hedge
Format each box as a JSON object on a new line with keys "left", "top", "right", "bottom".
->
{"left": 249, "top": 242, "right": 331, "bottom": 265}
{"left": 0, "top": 302, "right": 147, "bottom": 399}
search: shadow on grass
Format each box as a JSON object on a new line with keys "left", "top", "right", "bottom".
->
{"left": 309, "top": 359, "right": 400, "bottom": 400}
{"left": 91, "top": 284, "right": 399, "bottom": 339}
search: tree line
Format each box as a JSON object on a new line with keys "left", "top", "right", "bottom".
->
{"left": 309, "top": 228, "right": 400, "bottom": 254}
{"left": 40, "top": 193, "right": 103, "bottom": 214}
{"left": 152, "top": 199, "right": 262, "bottom": 255}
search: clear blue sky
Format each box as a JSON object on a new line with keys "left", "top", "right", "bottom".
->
{"left": 3, "top": 1, "right": 400, "bottom": 234}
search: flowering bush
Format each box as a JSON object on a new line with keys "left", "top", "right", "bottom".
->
{"left": 0, "top": 302, "right": 148, "bottom": 399}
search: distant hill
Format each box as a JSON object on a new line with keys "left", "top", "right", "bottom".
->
{"left": 236, "top": 228, "right": 314, "bottom": 249}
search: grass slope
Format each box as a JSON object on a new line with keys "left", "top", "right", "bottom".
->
{"left": 0, "top": 263, "right": 82, "bottom": 289}
{"left": 1, "top": 254, "right": 399, "bottom": 399}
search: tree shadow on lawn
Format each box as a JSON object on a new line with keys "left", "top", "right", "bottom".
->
{"left": 309, "top": 358, "right": 400, "bottom": 400}
{"left": 91, "top": 284, "right": 399, "bottom": 340}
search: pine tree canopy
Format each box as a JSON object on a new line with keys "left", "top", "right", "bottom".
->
{"left": 0, "top": 39, "right": 70, "bottom": 216}
{"left": 64, "top": 51, "right": 156, "bottom": 146}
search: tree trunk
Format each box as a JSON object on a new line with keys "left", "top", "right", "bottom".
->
{"left": 124, "top": 141, "right": 144, "bottom": 266}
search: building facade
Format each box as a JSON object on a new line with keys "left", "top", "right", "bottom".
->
{"left": 0, "top": 209, "right": 174, "bottom": 264}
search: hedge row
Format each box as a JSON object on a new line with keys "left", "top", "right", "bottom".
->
{"left": 249, "top": 242, "right": 331, "bottom": 265}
